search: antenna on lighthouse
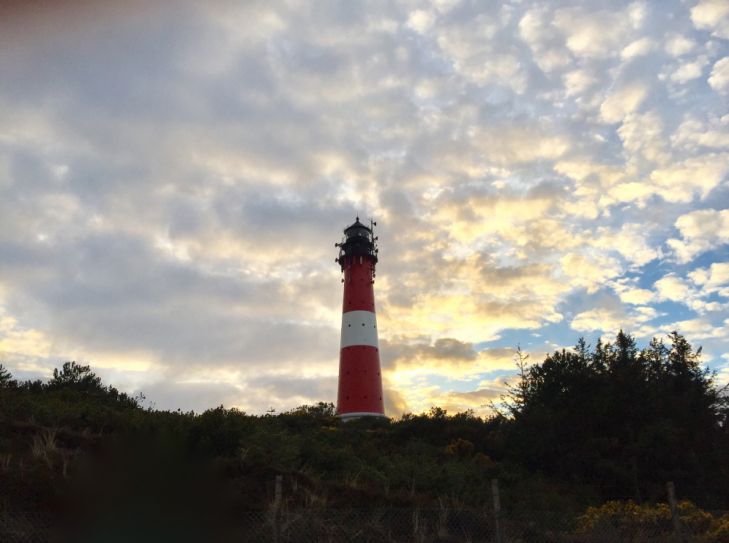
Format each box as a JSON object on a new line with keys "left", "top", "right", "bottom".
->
{"left": 334, "top": 217, "right": 386, "bottom": 421}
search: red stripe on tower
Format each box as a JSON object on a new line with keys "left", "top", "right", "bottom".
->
{"left": 335, "top": 217, "right": 386, "bottom": 420}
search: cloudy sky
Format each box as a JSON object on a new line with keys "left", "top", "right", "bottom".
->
{"left": 1, "top": 0, "right": 728, "bottom": 416}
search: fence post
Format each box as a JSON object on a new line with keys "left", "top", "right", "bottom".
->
{"left": 412, "top": 507, "right": 421, "bottom": 542}
{"left": 272, "top": 474, "right": 283, "bottom": 543}
{"left": 491, "top": 478, "right": 503, "bottom": 543}
{"left": 667, "top": 481, "right": 685, "bottom": 543}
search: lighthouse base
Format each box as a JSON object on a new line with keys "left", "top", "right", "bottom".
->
{"left": 338, "top": 412, "right": 389, "bottom": 422}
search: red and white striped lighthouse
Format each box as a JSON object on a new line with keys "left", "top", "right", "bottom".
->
{"left": 335, "top": 217, "right": 386, "bottom": 420}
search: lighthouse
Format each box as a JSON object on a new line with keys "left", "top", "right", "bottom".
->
{"left": 335, "top": 217, "right": 386, "bottom": 420}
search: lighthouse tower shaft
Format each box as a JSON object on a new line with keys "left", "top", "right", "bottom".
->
{"left": 335, "top": 219, "right": 385, "bottom": 419}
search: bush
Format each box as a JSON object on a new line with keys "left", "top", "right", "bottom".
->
{"left": 575, "top": 500, "right": 729, "bottom": 542}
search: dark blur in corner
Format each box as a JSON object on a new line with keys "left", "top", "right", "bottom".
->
{"left": 56, "top": 433, "right": 241, "bottom": 543}
{"left": 0, "top": 0, "right": 166, "bottom": 52}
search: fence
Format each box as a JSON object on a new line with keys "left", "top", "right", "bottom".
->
{"left": 3, "top": 507, "right": 728, "bottom": 542}
{"left": 2, "top": 507, "right": 729, "bottom": 542}
{"left": 3, "top": 479, "right": 728, "bottom": 543}
{"left": 0, "top": 512, "right": 53, "bottom": 543}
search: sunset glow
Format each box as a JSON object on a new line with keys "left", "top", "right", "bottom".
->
{"left": 1, "top": 0, "right": 728, "bottom": 416}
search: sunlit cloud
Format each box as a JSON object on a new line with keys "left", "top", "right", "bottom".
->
{"left": 1, "top": 0, "right": 728, "bottom": 414}
{"left": 708, "top": 57, "right": 729, "bottom": 93}
{"left": 691, "top": 0, "right": 729, "bottom": 39}
{"left": 667, "top": 209, "right": 729, "bottom": 263}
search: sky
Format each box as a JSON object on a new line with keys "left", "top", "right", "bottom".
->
{"left": 1, "top": 0, "right": 728, "bottom": 417}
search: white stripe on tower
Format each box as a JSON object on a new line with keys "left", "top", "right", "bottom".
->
{"left": 340, "top": 310, "right": 379, "bottom": 349}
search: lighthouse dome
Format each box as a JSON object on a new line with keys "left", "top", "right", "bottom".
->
{"left": 337, "top": 217, "right": 378, "bottom": 270}
{"left": 343, "top": 217, "right": 371, "bottom": 238}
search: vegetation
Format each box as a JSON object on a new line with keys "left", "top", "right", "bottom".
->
{"left": 0, "top": 331, "right": 727, "bottom": 539}
{"left": 504, "top": 332, "right": 729, "bottom": 506}
{"left": 576, "top": 500, "right": 729, "bottom": 542}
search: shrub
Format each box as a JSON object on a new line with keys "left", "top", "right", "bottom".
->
{"left": 575, "top": 500, "right": 728, "bottom": 542}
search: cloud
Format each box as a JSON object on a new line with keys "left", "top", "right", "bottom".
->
{"left": 0, "top": 309, "right": 53, "bottom": 360}
{"left": 667, "top": 209, "right": 729, "bottom": 263}
{"left": 691, "top": 0, "right": 729, "bottom": 40}
{"left": 648, "top": 266, "right": 729, "bottom": 315}
{"left": 425, "top": 384, "right": 506, "bottom": 416}
{"left": 1, "top": 0, "right": 728, "bottom": 414}
{"left": 689, "top": 262, "right": 729, "bottom": 292}
{"left": 563, "top": 69, "right": 598, "bottom": 97}
{"left": 407, "top": 10, "right": 436, "bottom": 34}
{"left": 383, "top": 385, "right": 409, "bottom": 417}
{"left": 436, "top": 13, "right": 526, "bottom": 91}
{"left": 621, "top": 37, "right": 655, "bottom": 60}
{"left": 652, "top": 317, "right": 729, "bottom": 340}
{"left": 470, "top": 124, "right": 572, "bottom": 165}
{"left": 708, "top": 57, "right": 729, "bottom": 94}
{"left": 618, "top": 111, "right": 668, "bottom": 165}
{"left": 649, "top": 154, "right": 729, "bottom": 203}
{"left": 717, "top": 361, "right": 729, "bottom": 387}
{"left": 383, "top": 336, "right": 518, "bottom": 375}
{"left": 141, "top": 380, "right": 245, "bottom": 412}
{"left": 560, "top": 253, "right": 622, "bottom": 293}
{"left": 571, "top": 304, "right": 658, "bottom": 335}
{"left": 600, "top": 83, "right": 649, "bottom": 123}
{"left": 655, "top": 274, "right": 692, "bottom": 302}
{"left": 593, "top": 223, "right": 658, "bottom": 267}
{"left": 381, "top": 336, "right": 477, "bottom": 372}
{"left": 671, "top": 115, "right": 729, "bottom": 151}
{"left": 670, "top": 55, "right": 709, "bottom": 83}
{"left": 554, "top": 6, "right": 636, "bottom": 59}
{"left": 611, "top": 280, "right": 655, "bottom": 305}
{"left": 665, "top": 34, "right": 697, "bottom": 57}
{"left": 519, "top": 7, "right": 571, "bottom": 73}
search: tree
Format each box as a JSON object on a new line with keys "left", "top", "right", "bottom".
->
{"left": 494, "top": 346, "right": 531, "bottom": 418}
{"left": 43, "top": 361, "right": 140, "bottom": 412}
{"left": 504, "top": 331, "right": 729, "bottom": 503}
{"left": 48, "top": 361, "right": 103, "bottom": 391}
{"left": 0, "top": 363, "right": 16, "bottom": 388}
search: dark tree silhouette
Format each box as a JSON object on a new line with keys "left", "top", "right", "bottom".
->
{"left": 505, "top": 331, "right": 728, "bottom": 504}
{"left": 0, "top": 363, "right": 16, "bottom": 388}
{"left": 1, "top": 338, "right": 728, "bottom": 521}
{"left": 48, "top": 361, "right": 103, "bottom": 391}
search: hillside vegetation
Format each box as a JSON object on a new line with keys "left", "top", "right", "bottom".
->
{"left": 1, "top": 331, "right": 728, "bottom": 539}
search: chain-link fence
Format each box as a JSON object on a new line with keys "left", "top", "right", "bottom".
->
{"left": 261, "top": 507, "right": 729, "bottom": 543}
{"left": 263, "top": 507, "right": 496, "bottom": 543}
{"left": 0, "top": 512, "right": 54, "bottom": 543}
{"left": 3, "top": 507, "right": 728, "bottom": 543}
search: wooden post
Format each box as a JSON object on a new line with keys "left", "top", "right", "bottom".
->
{"left": 667, "top": 481, "right": 684, "bottom": 543}
{"left": 413, "top": 507, "right": 428, "bottom": 543}
{"left": 492, "top": 478, "right": 503, "bottom": 543}
{"left": 272, "top": 475, "right": 283, "bottom": 543}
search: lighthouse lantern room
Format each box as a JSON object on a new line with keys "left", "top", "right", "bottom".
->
{"left": 335, "top": 217, "right": 386, "bottom": 420}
